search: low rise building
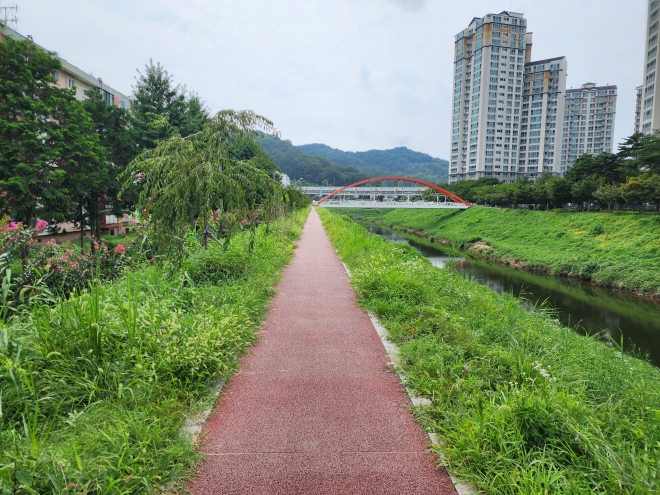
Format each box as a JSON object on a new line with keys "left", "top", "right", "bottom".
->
{"left": 1, "top": 24, "right": 132, "bottom": 238}
{"left": 0, "top": 25, "right": 130, "bottom": 108}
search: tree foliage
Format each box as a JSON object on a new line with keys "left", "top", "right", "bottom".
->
{"left": 298, "top": 143, "right": 449, "bottom": 184}
{"left": 130, "top": 60, "right": 210, "bottom": 150}
{"left": 259, "top": 135, "right": 367, "bottom": 186}
{"left": 122, "top": 110, "right": 283, "bottom": 256}
{"left": 445, "top": 132, "right": 660, "bottom": 211}
{"left": 0, "top": 34, "right": 105, "bottom": 228}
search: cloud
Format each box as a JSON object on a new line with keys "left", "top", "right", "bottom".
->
{"left": 388, "top": 0, "right": 427, "bottom": 12}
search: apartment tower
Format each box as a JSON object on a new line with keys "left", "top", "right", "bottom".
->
{"left": 641, "top": 0, "right": 660, "bottom": 134}
{"left": 519, "top": 57, "right": 567, "bottom": 179}
{"left": 449, "top": 12, "right": 531, "bottom": 184}
{"left": 560, "top": 83, "right": 618, "bottom": 171}
{"left": 635, "top": 85, "right": 643, "bottom": 133}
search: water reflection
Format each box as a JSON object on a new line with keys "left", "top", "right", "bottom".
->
{"left": 365, "top": 223, "right": 660, "bottom": 366}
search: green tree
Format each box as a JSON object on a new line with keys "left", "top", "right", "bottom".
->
{"left": 52, "top": 98, "right": 107, "bottom": 247}
{"left": 547, "top": 177, "right": 572, "bottom": 208}
{"left": 177, "top": 91, "right": 211, "bottom": 138}
{"left": 0, "top": 34, "right": 103, "bottom": 235}
{"left": 82, "top": 88, "right": 138, "bottom": 238}
{"left": 622, "top": 132, "right": 660, "bottom": 176}
{"left": 565, "top": 153, "right": 623, "bottom": 184}
{"left": 122, "top": 110, "right": 281, "bottom": 257}
{"left": 621, "top": 176, "right": 655, "bottom": 207}
{"left": 594, "top": 183, "right": 621, "bottom": 213}
{"left": 131, "top": 60, "right": 210, "bottom": 150}
{"left": 131, "top": 60, "right": 187, "bottom": 149}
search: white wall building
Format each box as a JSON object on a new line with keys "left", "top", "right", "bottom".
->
{"left": 635, "top": 85, "right": 643, "bottom": 133}
{"left": 0, "top": 25, "right": 130, "bottom": 109}
{"left": 449, "top": 12, "right": 533, "bottom": 184}
{"left": 560, "top": 83, "right": 618, "bottom": 172}
{"left": 519, "top": 57, "right": 567, "bottom": 179}
{"left": 640, "top": 0, "right": 660, "bottom": 134}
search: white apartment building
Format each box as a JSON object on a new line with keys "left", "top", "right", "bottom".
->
{"left": 449, "top": 12, "right": 532, "bottom": 184}
{"left": 641, "top": 0, "right": 660, "bottom": 134}
{"left": 559, "top": 83, "right": 618, "bottom": 172}
{"left": 635, "top": 85, "right": 643, "bottom": 133}
{"left": 519, "top": 57, "right": 567, "bottom": 179}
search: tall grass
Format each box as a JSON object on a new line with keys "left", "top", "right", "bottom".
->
{"left": 341, "top": 207, "right": 660, "bottom": 296}
{"left": 319, "top": 208, "right": 660, "bottom": 494}
{"left": 0, "top": 208, "right": 308, "bottom": 494}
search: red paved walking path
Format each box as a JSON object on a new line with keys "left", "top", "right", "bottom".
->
{"left": 188, "top": 209, "right": 456, "bottom": 494}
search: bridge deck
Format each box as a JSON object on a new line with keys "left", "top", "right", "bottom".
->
{"left": 187, "top": 209, "right": 455, "bottom": 495}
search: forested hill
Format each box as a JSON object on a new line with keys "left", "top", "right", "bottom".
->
{"left": 259, "top": 135, "right": 367, "bottom": 186}
{"left": 298, "top": 143, "right": 449, "bottom": 184}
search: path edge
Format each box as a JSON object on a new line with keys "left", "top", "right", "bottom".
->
{"left": 340, "top": 260, "right": 476, "bottom": 495}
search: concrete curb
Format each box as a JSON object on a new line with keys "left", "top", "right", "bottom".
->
{"left": 340, "top": 261, "right": 476, "bottom": 495}
{"left": 179, "top": 378, "right": 226, "bottom": 444}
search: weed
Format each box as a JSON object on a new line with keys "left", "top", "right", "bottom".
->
{"left": 0, "top": 208, "right": 309, "bottom": 493}
{"left": 319, "top": 208, "right": 660, "bottom": 494}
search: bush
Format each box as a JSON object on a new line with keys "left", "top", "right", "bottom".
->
{"left": 182, "top": 247, "right": 251, "bottom": 285}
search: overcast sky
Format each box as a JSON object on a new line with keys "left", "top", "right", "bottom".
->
{"left": 10, "top": 0, "right": 647, "bottom": 159}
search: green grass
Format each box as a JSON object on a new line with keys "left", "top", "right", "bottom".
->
{"left": 0, "top": 208, "right": 309, "bottom": 494}
{"left": 319, "top": 208, "right": 660, "bottom": 495}
{"left": 339, "top": 207, "right": 660, "bottom": 296}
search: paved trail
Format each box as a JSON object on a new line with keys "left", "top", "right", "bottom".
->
{"left": 188, "top": 209, "right": 456, "bottom": 494}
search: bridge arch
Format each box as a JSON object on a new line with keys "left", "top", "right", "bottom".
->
{"left": 316, "top": 176, "right": 470, "bottom": 206}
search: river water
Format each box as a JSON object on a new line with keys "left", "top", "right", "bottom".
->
{"left": 362, "top": 223, "right": 660, "bottom": 367}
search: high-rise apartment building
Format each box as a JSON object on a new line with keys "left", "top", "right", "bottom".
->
{"left": 518, "top": 57, "right": 567, "bottom": 180}
{"left": 449, "top": 12, "right": 532, "bottom": 184}
{"left": 559, "top": 83, "right": 617, "bottom": 172}
{"left": 640, "top": 0, "right": 660, "bottom": 134}
{"left": 635, "top": 85, "right": 643, "bottom": 133}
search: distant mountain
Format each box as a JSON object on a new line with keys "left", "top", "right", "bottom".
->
{"left": 258, "top": 135, "right": 367, "bottom": 186}
{"left": 298, "top": 144, "right": 449, "bottom": 184}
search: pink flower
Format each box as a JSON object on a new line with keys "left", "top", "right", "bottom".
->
{"left": 115, "top": 244, "right": 126, "bottom": 254}
{"left": 464, "top": 365, "right": 469, "bottom": 372}
{"left": 70, "top": 262, "right": 78, "bottom": 270}
{"left": 65, "top": 249, "right": 73, "bottom": 256}
{"left": 55, "top": 265, "right": 62, "bottom": 271}
{"left": 7, "top": 222, "right": 19, "bottom": 231}
{"left": 61, "top": 256, "right": 69, "bottom": 263}
{"left": 93, "top": 242, "right": 99, "bottom": 249}
{"left": 35, "top": 220, "right": 48, "bottom": 232}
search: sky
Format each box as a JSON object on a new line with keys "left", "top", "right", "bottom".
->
{"left": 8, "top": 0, "right": 648, "bottom": 159}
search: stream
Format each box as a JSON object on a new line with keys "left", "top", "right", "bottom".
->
{"left": 362, "top": 223, "right": 660, "bottom": 367}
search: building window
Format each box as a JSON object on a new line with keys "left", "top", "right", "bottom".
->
{"left": 53, "top": 71, "right": 60, "bottom": 82}
{"left": 67, "top": 78, "right": 75, "bottom": 88}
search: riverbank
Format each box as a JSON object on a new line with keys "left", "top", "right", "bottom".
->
{"left": 0, "top": 209, "right": 308, "bottom": 493}
{"left": 318, "top": 207, "right": 660, "bottom": 494}
{"left": 341, "top": 207, "right": 660, "bottom": 297}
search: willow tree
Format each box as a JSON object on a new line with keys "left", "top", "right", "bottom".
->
{"left": 121, "top": 110, "right": 281, "bottom": 257}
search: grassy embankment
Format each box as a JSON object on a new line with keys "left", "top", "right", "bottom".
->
{"left": 0, "top": 208, "right": 308, "bottom": 493}
{"left": 342, "top": 207, "right": 660, "bottom": 297}
{"left": 318, "top": 208, "right": 660, "bottom": 494}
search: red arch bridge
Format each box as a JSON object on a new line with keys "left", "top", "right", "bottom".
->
{"left": 302, "top": 177, "right": 470, "bottom": 209}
